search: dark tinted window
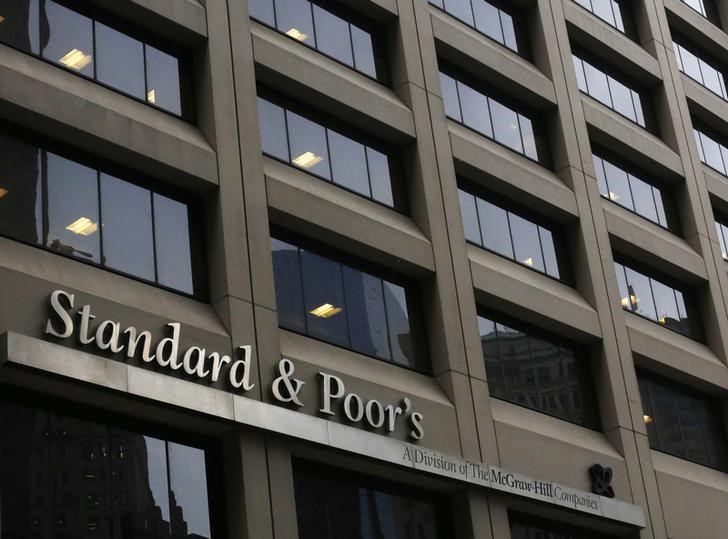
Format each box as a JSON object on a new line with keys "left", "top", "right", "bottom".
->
{"left": 440, "top": 69, "right": 549, "bottom": 165}
{"left": 478, "top": 312, "right": 600, "bottom": 428}
{"left": 294, "top": 460, "right": 452, "bottom": 539}
{"left": 429, "top": 0, "right": 530, "bottom": 56}
{"left": 249, "top": 0, "right": 385, "bottom": 81}
{"left": 593, "top": 152, "right": 677, "bottom": 230}
{"left": 694, "top": 126, "right": 728, "bottom": 177}
{"left": 459, "top": 187, "right": 565, "bottom": 280}
{"left": 0, "top": 396, "right": 212, "bottom": 539}
{"left": 510, "top": 512, "right": 619, "bottom": 539}
{"left": 638, "top": 371, "right": 728, "bottom": 471}
{"left": 0, "top": 127, "right": 201, "bottom": 296}
{"left": 257, "top": 93, "right": 402, "bottom": 209}
{"left": 0, "top": 0, "right": 189, "bottom": 116}
{"left": 271, "top": 232, "right": 428, "bottom": 372}
{"left": 613, "top": 259, "right": 698, "bottom": 339}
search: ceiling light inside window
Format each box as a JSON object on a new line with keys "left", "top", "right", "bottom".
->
{"left": 66, "top": 217, "right": 98, "bottom": 236}
{"left": 59, "top": 48, "right": 93, "bottom": 71}
{"left": 620, "top": 294, "right": 638, "bottom": 308}
{"left": 310, "top": 303, "right": 343, "bottom": 318}
{"left": 147, "top": 89, "right": 156, "bottom": 103}
{"left": 608, "top": 191, "right": 620, "bottom": 201}
{"left": 522, "top": 257, "right": 534, "bottom": 266}
{"left": 292, "top": 151, "right": 324, "bottom": 169}
{"left": 658, "top": 316, "right": 667, "bottom": 324}
{"left": 0, "top": 187, "right": 8, "bottom": 198}
{"left": 0, "top": 16, "right": 6, "bottom": 23}
{"left": 286, "top": 28, "right": 309, "bottom": 41}
{"left": 643, "top": 414, "right": 653, "bottom": 424}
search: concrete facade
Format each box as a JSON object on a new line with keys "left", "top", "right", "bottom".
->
{"left": 1, "top": 0, "right": 728, "bottom": 537}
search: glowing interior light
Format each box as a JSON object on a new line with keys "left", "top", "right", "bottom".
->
{"left": 286, "top": 28, "right": 309, "bottom": 41}
{"left": 620, "top": 294, "right": 638, "bottom": 308}
{"left": 658, "top": 316, "right": 667, "bottom": 324}
{"left": 643, "top": 414, "right": 653, "bottom": 424}
{"left": 608, "top": 191, "right": 620, "bottom": 201}
{"left": 0, "top": 187, "right": 8, "bottom": 198}
{"left": 522, "top": 257, "right": 534, "bottom": 266}
{"left": 292, "top": 151, "right": 324, "bottom": 169}
{"left": 59, "top": 48, "right": 93, "bottom": 71}
{"left": 66, "top": 217, "right": 98, "bottom": 236}
{"left": 0, "top": 16, "right": 6, "bottom": 23}
{"left": 147, "top": 89, "right": 156, "bottom": 103}
{"left": 309, "top": 303, "right": 343, "bottom": 318}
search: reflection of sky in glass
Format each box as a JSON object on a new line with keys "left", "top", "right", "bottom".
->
{"left": 144, "top": 436, "right": 170, "bottom": 522}
{"left": 168, "top": 442, "right": 211, "bottom": 538}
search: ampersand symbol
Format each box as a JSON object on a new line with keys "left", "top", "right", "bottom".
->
{"left": 589, "top": 464, "right": 615, "bottom": 498}
{"left": 271, "top": 358, "right": 305, "bottom": 407}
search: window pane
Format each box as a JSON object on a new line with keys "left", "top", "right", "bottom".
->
{"left": 302, "top": 249, "right": 349, "bottom": 347}
{"left": 716, "top": 222, "right": 728, "bottom": 258}
{"left": 694, "top": 129, "right": 705, "bottom": 162}
{"left": 653, "top": 186, "right": 668, "bottom": 227}
{"left": 0, "top": 133, "right": 42, "bottom": 244}
{"left": 582, "top": 61, "right": 612, "bottom": 106}
{"left": 275, "top": 0, "right": 316, "bottom": 47}
{"left": 258, "top": 97, "right": 290, "bottom": 161}
{"left": 700, "top": 60, "right": 724, "bottom": 97}
{"left": 458, "top": 189, "right": 482, "bottom": 244}
{"left": 472, "top": 0, "right": 503, "bottom": 43}
{"left": 490, "top": 99, "right": 523, "bottom": 153}
{"left": 478, "top": 198, "right": 513, "bottom": 257}
{"left": 287, "top": 111, "right": 332, "bottom": 179}
{"left": 632, "top": 91, "right": 646, "bottom": 127}
{"left": 602, "top": 159, "right": 634, "bottom": 210}
{"left": 383, "top": 282, "right": 414, "bottom": 367}
{"left": 101, "top": 174, "right": 155, "bottom": 280}
{"left": 168, "top": 442, "right": 211, "bottom": 539}
{"left": 142, "top": 435, "right": 172, "bottom": 533}
{"left": 539, "top": 227, "right": 560, "bottom": 279}
{"left": 249, "top": 0, "right": 276, "bottom": 25}
{"left": 699, "top": 132, "right": 725, "bottom": 173}
{"left": 573, "top": 56, "right": 588, "bottom": 93}
{"left": 328, "top": 130, "right": 370, "bottom": 197}
{"left": 146, "top": 45, "right": 183, "bottom": 115}
{"left": 614, "top": 262, "right": 629, "bottom": 302}
{"left": 593, "top": 155, "right": 608, "bottom": 195}
{"left": 0, "top": 0, "right": 40, "bottom": 53}
{"left": 629, "top": 175, "right": 659, "bottom": 223}
{"left": 679, "top": 47, "right": 702, "bottom": 81}
{"left": 42, "top": 0, "right": 95, "bottom": 77}
{"left": 518, "top": 115, "right": 538, "bottom": 160}
{"left": 499, "top": 10, "right": 517, "bottom": 51}
{"left": 609, "top": 78, "right": 637, "bottom": 121}
{"left": 351, "top": 26, "right": 377, "bottom": 78}
{"left": 343, "top": 267, "right": 390, "bottom": 359}
{"left": 625, "top": 267, "right": 657, "bottom": 319}
{"left": 366, "top": 147, "right": 394, "bottom": 207}
{"left": 312, "top": 5, "right": 354, "bottom": 66}
{"left": 440, "top": 72, "right": 462, "bottom": 122}
{"left": 509, "top": 213, "right": 545, "bottom": 272}
{"left": 479, "top": 316, "right": 505, "bottom": 398}
{"left": 154, "top": 194, "right": 193, "bottom": 294}
{"left": 458, "top": 82, "right": 493, "bottom": 138}
{"left": 272, "top": 238, "right": 306, "bottom": 332}
{"left": 46, "top": 153, "right": 100, "bottom": 263}
{"left": 530, "top": 337, "right": 564, "bottom": 419}
{"left": 95, "top": 22, "right": 145, "bottom": 99}
{"left": 444, "top": 0, "right": 475, "bottom": 25}
{"left": 652, "top": 279, "right": 680, "bottom": 331}
{"left": 592, "top": 0, "right": 617, "bottom": 25}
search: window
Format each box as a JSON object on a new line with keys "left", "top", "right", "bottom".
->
{"left": 613, "top": 259, "right": 699, "bottom": 339}
{"left": 694, "top": 125, "right": 728, "bottom": 177}
{"left": 249, "top": 0, "right": 385, "bottom": 81}
{"left": 573, "top": 52, "right": 651, "bottom": 130}
{"left": 439, "top": 68, "right": 549, "bottom": 165}
{"left": 271, "top": 231, "right": 428, "bottom": 372}
{"left": 478, "top": 311, "right": 600, "bottom": 428}
{"left": 0, "top": 394, "right": 213, "bottom": 539}
{"left": 714, "top": 212, "right": 728, "bottom": 260}
{"left": 458, "top": 185, "right": 565, "bottom": 280}
{"left": 257, "top": 91, "right": 403, "bottom": 209}
{"left": 510, "top": 512, "right": 621, "bottom": 539}
{"left": 0, "top": 0, "right": 190, "bottom": 117}
{"left": 572, "top": 0, "right": 633, "bottom": 36}
{"left": 673, "top": 37, "right": 728, "bottom": 99}
{"left": 638, "top": 371, "right": 728, "bottom": 471}
{"left": 428, "top": 0, "right": 530, "bottom": 56}
{"left": 592, "top": 152, "right": 678, "bottom": 230}
{"left": 680, "top": 0, "right": 720, "bottom": 23}
{"left": 294, "top": 460, "right": 452, "bottom": 539}
{"left": 0, "top": 127, "right": 202, "bottom": 296}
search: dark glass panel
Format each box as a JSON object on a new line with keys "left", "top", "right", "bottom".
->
{"left": 0, "top": 132, "right": 42, "bottom": 244}
{"left": 286, "top": 111, "right": 332, "bottom": 179}
{"left": 143, "top": 436, "right": 172, "bottom": 536}
{"left": 95, "top": 22, "right": 145, "bottom": 99}
{"left": 312, "top": 5, "right": 354, "bottom": 67}
{"left": 489, "top": 99, "right": 523, "bottom": 153}
{"left": 351, "top": 26, "right": 377, "bottom": 78}
{"left": 258, "top": 97, "right": 290, "bottom": 161}
{"left": 479, "top": 316, "right": 505, "bottom": 398}
{"left": 457, "top": 82, "right": 493, "bottom": 138}
{"left": 100, "top": 174, "right": 155, "bottom": 281}
{"left": 366, "top": 147, "right": 394, "bottom": 207}
{"left": 328, "top": 130, "right": 371, "bottom": 197}
{"left": 293, "top": 464, "right": 329, "bottom": 539}
{"left": 440, "top": 72, "right": 462, "bottom": 122}
{"left": 167, "top": 442, "right": 211, "bottom": 539}
{"left": 249, "top": 0, "right": 276, "bottom": 26}
{"left": 458, "top": 189, "right": 482, "bottom": 244}
{"left": 444, "top": 0, "right": 475, "bottom": 26}
{"left": 145, "top": 46, "right": 182, "bottom": 115}
{"left": 153, "top": 193, "right": 193, "bottom": 294}
{"left": 472, "top": 0, "right": 503, "bottom": 44}
{"left": 624, "top": 267, "right": 657, "bottom": 319}
{"left": 477, "top": 198, "right": 513, "bottom": 258}
{"left": 509, "top": 213, "right": 545, "bottom": 272}
{"left": 46, "top": 152, "right": 100, "bottom": 263}
{"left": 0, "top": 0, "right": 40, "bottom": 53}
{"left": 343, "top": 267, "right": 391, "bottom": 360}
{"left": 384, "top": 282, "right": 414, "bottom": 368}
{"left": 272, "top": 238, "right": 307, "bottom": 333}
{"left": 275, "top": 0, "right": 316, "bottom": 48}
{"left": 301, "top": 249, "right": 349, "bottom": 347}
{"left": 42, "top": 0, "right": 95, "bottom": 77}
{"left": 539, "top": 227, "right": 560, "bottom": 279}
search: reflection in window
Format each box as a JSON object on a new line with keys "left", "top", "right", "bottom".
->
{"left": 271, "top": 233, "right": 427, "bottom": 372}
{"left": 458, "top": 187, "right": 563, "bottom": 279}
{"left": 440, "top": 69, "right": 547, "bottom": 164}
{"left": 0, "top": 128, "right": 199, "bottom": 295}
{"left": 573, "top": 54, "right": 649, "bottom": 129}
{"left": 250, "top": 0, "right": 384, "bottom": 80}
{"left": 592, "top": 153, "right": 675, "bottom": 230}
{"left": 478, "top": 313, "right": 599, "bottom": 428}
{"left": 572, "top": 0, "right": 629, "bottom": 35}
{"left": 510, "top": 512, "right": 619, "bottom": 539}
{"left": 257, "top": 94, "right": 400, "bottom": 208}
{"left": 673, "top": 38, "right": 727, "bottom": 99}
{"left": 0, "top": 0, "right": 187, "bottom": 116}
{"left": 638, "top": 371, "right": 728, "bottom": 471}
{"left": 0, "top": 397, "right": 213, "bottom": 539}
{"left": 714, "top": 214, "right": 728, "bottom": 260}
{"left": 613, "top": 260, "right": 697, "bottom": 338}
{"left": 694, "top": 126, "right": 728, "bottom": 177}
{"left": 428, "top": 0, "right": 528, "bottom": 55}
{"left": 294, "top": 460, "right": 451, "bottom": 539}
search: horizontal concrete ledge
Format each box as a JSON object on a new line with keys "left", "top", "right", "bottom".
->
{"left": 664, "top": 0, "right": 728, "bottom": 61}
{"left": 603, "top": 201, "right": 708, "bottom": 284}
{"left": 564, "top": 1, "right": 661, "bottom": 85}
{"left": 251, "top": 22, "right": 416, "bottom": 145}
{"left": 582, "top": 98, "right": 685, "bottom": 182}
{"left": 652, "top": 450, "right": 728, "bottom": 493}
{"left": 0, "top": 331, "right": 645, "bottom": 529}
{"left": 0, "top": 45, "right": 218, "bottom": 191}
{"left": 469, "top": 245, "right": 603, "bottom": 343}
{"left": 430, "top": 9, "right": 557, "bottom": 109}
{"left": 449, "top": 123, "right": 579, "bottom": 221}
{"left": 627, "top": 314, "right": 728, "bottom": 393}
{"left": 264, "top": 158, "right": 436, "bottom": 276}
{"left": 683, "top": 77, "right": 728, "bottom": 136}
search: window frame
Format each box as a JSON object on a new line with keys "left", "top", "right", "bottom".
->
{"left": 673, "top": 34, "right": 728, "bottom": 101}
{"left": 693, "top": 122, "right": 728, "bottom": 178}
{"left": 571, "top": 0, "right": 637, "bottom": 40}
